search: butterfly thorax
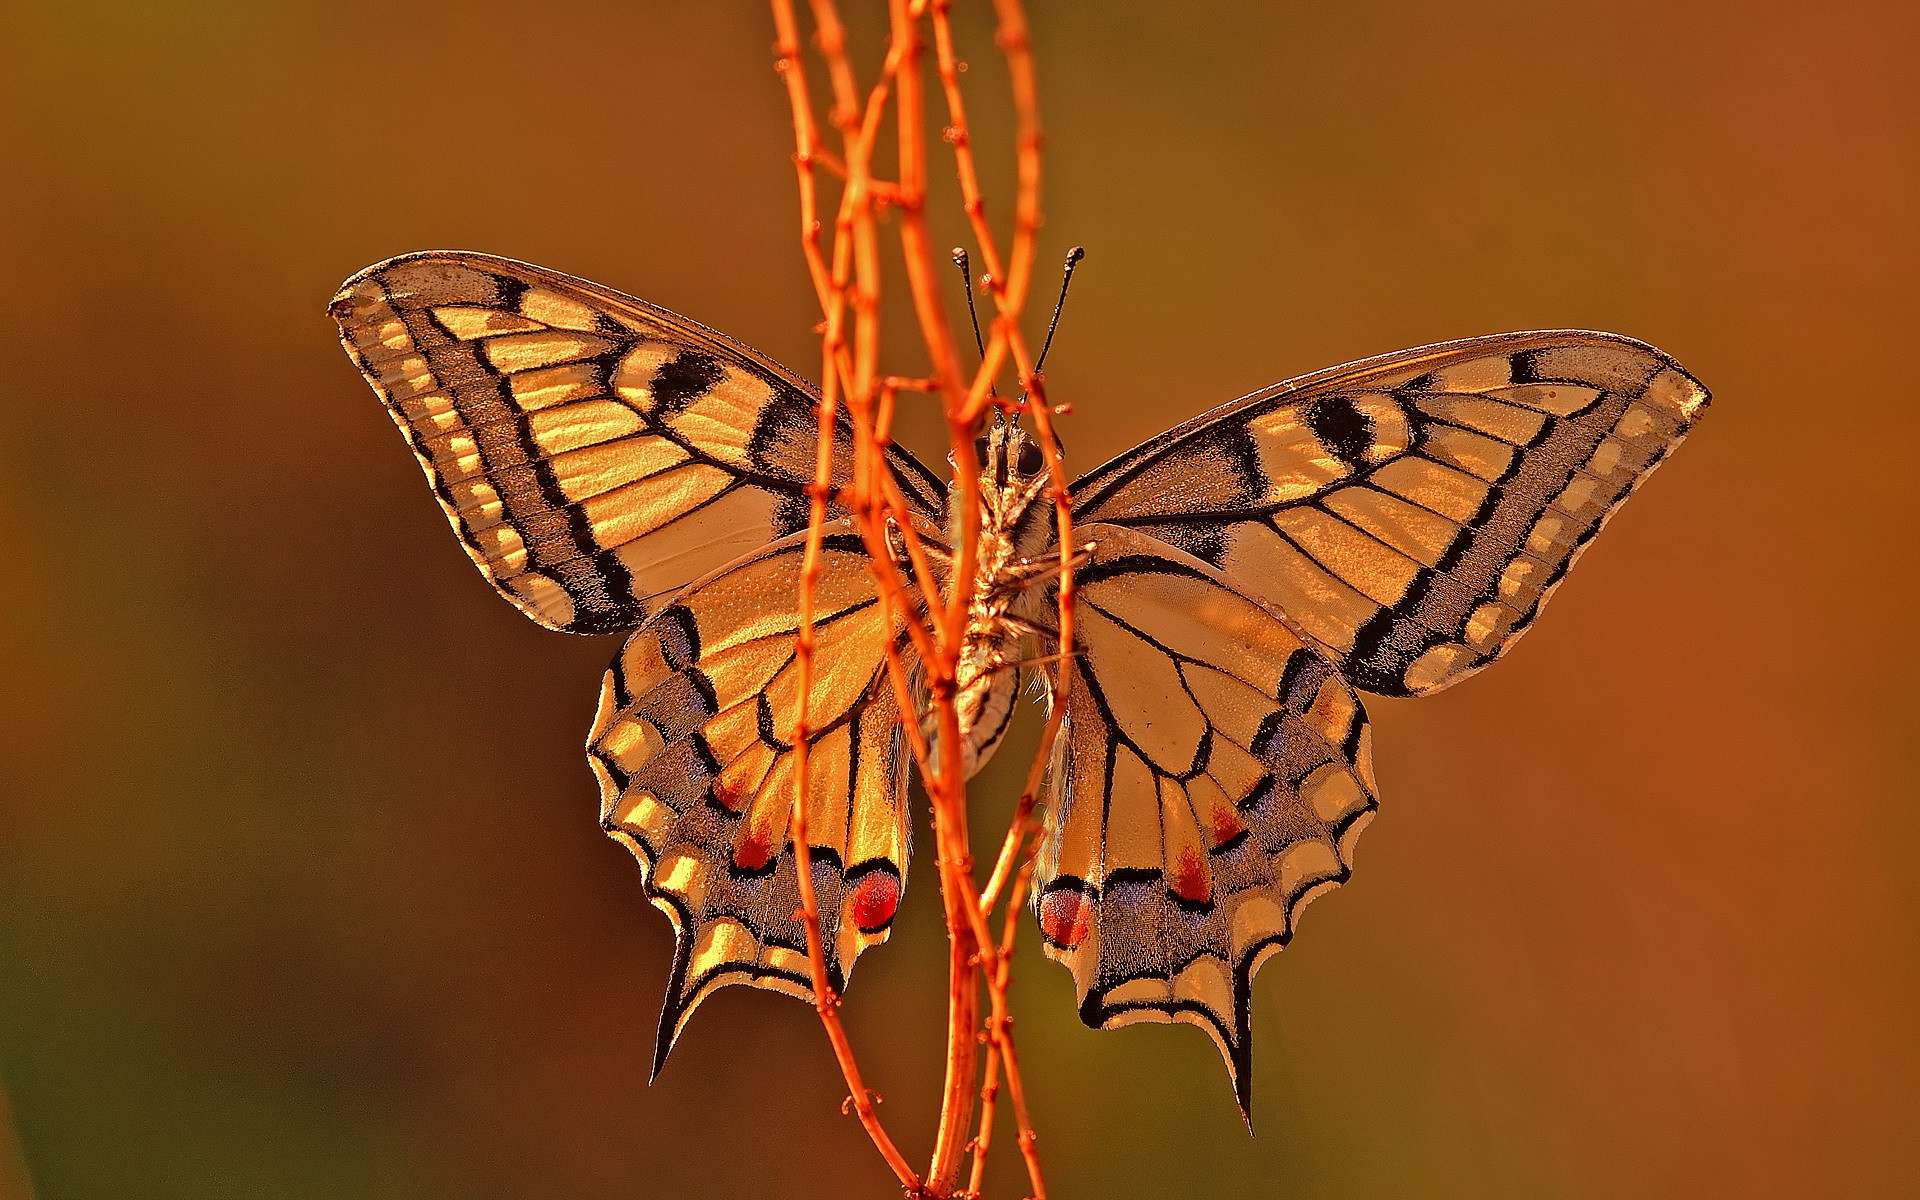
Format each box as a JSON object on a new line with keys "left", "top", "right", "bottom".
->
{"left": 933, "top": 418, "right": 1055, "bottom": 778}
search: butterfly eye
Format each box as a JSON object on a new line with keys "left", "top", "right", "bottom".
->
{"left": 1016, "top": 442, "right": 1045, "bottom": 476}
{"left": 972, "top": 432, "right": 991, "bottom": 465}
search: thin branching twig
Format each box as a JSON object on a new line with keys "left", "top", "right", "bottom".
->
{"left": 772, "top": 4, "right": 1062, "bottom": 1195}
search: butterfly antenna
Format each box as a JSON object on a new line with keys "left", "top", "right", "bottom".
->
{"left": 951, "top": 247, "right": 988, "bottom": 360}
{"left": 1033, "top": 245, "right": 1086, "bottom": 376}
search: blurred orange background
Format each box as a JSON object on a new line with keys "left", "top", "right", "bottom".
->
{"left": 4, "top": 3, "right": 1915, "bottom": 1197}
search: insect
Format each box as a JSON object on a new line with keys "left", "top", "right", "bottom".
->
{"left": 331, "top": 251, "right": 1707, "bottom": 1115}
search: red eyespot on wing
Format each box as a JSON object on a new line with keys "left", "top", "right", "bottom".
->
{"left": 1039, "top": 887, "right": 1092, "bottom": 949}
{"left": 1171, "top": 848, "right": 1210, "bottom": 906}
{"left": 733, "top": 830, "right": 774, "bottom": 873}
{"left": 849, "top": 871, "right": 900, "bottom": 932}
{"left": 713, "top": 779, "right": 748, "bottom": 813}
{"left": 1206, "top": 801, "right": 1246, "bottom": 847}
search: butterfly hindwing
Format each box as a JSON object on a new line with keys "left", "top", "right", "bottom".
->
{"left": 1033, "top": 524, "right": 1377, "bottom": 1117}
{"left": 331, "top": 251, "right": 945, "bottom": 633}
{"left": 1069, "top": 331, "right": 1708, "bottom": 695}
{"left": 589, "top": 521, "right": 925, "bottom": 1074}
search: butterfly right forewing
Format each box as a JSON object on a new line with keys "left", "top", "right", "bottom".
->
{"left": 1069, "top": 331, "right": 1708, "bottom": 696}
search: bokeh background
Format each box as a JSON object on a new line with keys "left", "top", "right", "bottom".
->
{"left": 4, "top": 2, "right": 1916, "bottom": 1197}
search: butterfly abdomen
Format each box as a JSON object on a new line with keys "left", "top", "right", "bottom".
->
{"left": 928, "top": 522, "right": 1030, "bottom": 780}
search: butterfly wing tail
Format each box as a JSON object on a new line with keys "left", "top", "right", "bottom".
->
{"left": 587, "top": 528, "right": 916, "bottom": 1073}
{"left": 1032, "top": 525, "right": 1378, "bottom": 1121}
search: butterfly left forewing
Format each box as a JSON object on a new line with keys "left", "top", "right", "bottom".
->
{"left": 331, "top": 251, "right": 945, "bottom": 633}
{"left": 1033, "top": 525, "right": 1376, "bottom": 1117}
{"left": 589, "top": 521, "right": 925, "bottom": 1074}
{"left": 1070, "top": 331, "right": 1708, "bottom": 695}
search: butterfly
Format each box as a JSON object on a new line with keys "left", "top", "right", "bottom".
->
{"left": 331, "top": 250, "right": 1708, "bottom": 1115}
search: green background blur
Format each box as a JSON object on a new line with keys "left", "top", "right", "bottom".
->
{"left": 4, "top": 3, "right": 1916, "bottom": 1197}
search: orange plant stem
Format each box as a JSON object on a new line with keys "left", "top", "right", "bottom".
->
{"left": 968, "top": 844, "right": 1042, "bottom": 1198}
{"left": 772, "top": 3, "right": 1065, "bottom": 1194}
{"left": 770, "top": 3, "right": 921, "bottom": 1191}
{"left": 785, "top": 347, "right": 922, "bottom": 1194}
{"left": 922, "top": 13, "right": 1060, "bottom": 1198}
{"left": 829, "top": 7, "right": 990, "bottom": 1193}
{"left": 772, "top": 0, "right": 836, "bottom": 312}
{"left": 924, "top": 726, "right": 980, "bottom": 1195}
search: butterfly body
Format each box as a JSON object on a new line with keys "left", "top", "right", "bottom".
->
{"left": 938, "top": 415, "right": 1059, "bottom": 778}
{"left": 333, "top": 250, "right": 1707, "bottom": 1114}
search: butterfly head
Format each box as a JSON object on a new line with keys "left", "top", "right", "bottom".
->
{"left": 953, "top": 409, "right": 1055, "bottom": 549}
